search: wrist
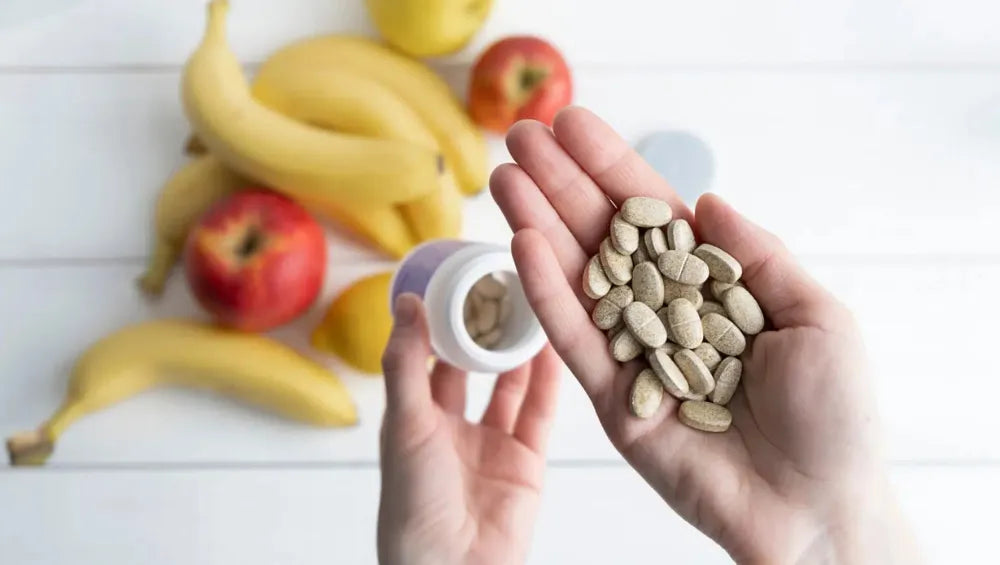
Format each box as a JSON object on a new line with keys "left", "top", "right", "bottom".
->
{"left": 792, "top": 479, "right": 924, "bottom": 565}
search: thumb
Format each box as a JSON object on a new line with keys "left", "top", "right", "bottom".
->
{"left": 694, "top": 193, "right": 845, "bottom": 330}
{"left": 382, "top": 293, "right": 434, "bottom": 420}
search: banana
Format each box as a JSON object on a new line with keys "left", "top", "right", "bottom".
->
{"left": 139, "top": 155, "right": 246, "bottom": 296}
{"left": 5, "top": 319, "right": 357, "bottom": 466}
{"left": 141, "top": 155, "right": 415, "bottom": 295}
{"left": 255, "top": 34, "right": 487, "bottom": 195}
{"left": 182, "top": 0, "right": 441, "bottom": 208}
{"left": 300, "top": 194, "right": 417, "bottom": 258}
{"left": 250, "top": 65, "right": 462, "bottom": 242}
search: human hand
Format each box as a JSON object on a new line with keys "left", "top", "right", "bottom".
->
{"left": 490, "top": 107, "right": 922, "bottom": 564}
{"left": 377, "top": 293, "right": 561, "bottom": 565}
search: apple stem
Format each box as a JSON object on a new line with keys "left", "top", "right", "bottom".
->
{"left": 236, "top": 227, "right": 264, "bottom": 258}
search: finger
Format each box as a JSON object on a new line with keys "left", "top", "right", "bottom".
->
{"left": 506, "top": 120, "right": 615, "bottom": 253}
{"left": 512, "top": 228, "right": 618, "bottom": 402}
{"left": 551, "top": 106, "right": 693, "bottom": 220}
{"left": 513, "top": 345, "right": 563, "bottom": 453}
{"left": 430, "top": 361, "right": 467, "bottom": 416}
{"left": 382, "top": 293, "right": 434, "bottom": 421}
{"left": 480, "top": 362, "right": 532, "bottom": 433}
{"left": 694, "top": 193, "right": 845, "bottom": 330}
{"left": 490, "top": 163, "right": 592, "bottom": 306}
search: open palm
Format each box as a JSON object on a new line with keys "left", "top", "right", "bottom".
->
{"left": 377, "top": 295, "right": 561, "bottom": 565}
{"left": 490, "top": 107, "right": 902, "bottom": 563}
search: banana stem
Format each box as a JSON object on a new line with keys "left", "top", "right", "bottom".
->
{"left": 137, "top": 241, "right": 181, "bottom": 296}
{"left": 205, "top": 0, "right": 229, "bottom": 42}
{"left": 6, "top": 399, "right": 86, "bottom": 466}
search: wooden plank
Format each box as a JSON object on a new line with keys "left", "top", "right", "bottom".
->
{"left": 1, "top": 70, "right": 998, "bottom": 259}
{"left": 0, "top": 464, "right": 992, "bottom": 564}
{"left": 0, "top": 258, "right": 996, "bottom": 464}
{"left": 1, "top": 0, "right": 998, "bottom": 67}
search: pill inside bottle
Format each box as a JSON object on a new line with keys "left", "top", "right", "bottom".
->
{"left": 389, "top": 240, "right": 547, "bottom": 373}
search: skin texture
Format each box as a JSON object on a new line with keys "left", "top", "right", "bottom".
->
{"left": 487, "top": 107, "right": 924, "bottom": 564}
{"left": 378, "top": 294, "right": 561, "bottom": 565}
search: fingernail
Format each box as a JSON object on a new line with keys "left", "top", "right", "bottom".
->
{"left": 394, "top": 293, "right": 419, "bottom": 325}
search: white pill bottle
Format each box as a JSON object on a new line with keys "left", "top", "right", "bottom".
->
{"left": 389, "top": 240, "right": 547, "bottom": 373}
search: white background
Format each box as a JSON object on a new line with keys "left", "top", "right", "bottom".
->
{"left": 2, "top": 1, "right": 999, "bottom": 563}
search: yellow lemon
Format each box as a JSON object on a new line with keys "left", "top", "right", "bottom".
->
{"left": 312, "top": 272, "right": 394, "bottom": 374}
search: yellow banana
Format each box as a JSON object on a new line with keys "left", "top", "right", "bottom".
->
{"left": 181, "top": 1, "right": 441, "bottom": 208}
{"left": 299, "top": 194, "right": 416, "bottom": 259}
{"left": 139, "top": 155, "right": 246, "bottom": 296}
{"left": 250, "top": 65, "right": 462, "bottom": 242}
{"left": 141, "top": 155, "right": 415, "bottom": 294}
{"left": 5, "top": 319, "right": 357, "bottom": 466}
{"left": 256, "top": 34, "right": 487, "bottom": 195}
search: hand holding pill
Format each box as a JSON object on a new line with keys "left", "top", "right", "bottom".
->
{"left": 489, "top": 107, "right": 924, "bottom": 564}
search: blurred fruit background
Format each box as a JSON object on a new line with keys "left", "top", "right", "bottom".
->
{"left": 1, "top": 0, "right": 997, "bottom": 562}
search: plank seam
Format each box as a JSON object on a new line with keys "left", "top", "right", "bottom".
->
{"left": 2, "top": 458, "right": 998, "bottom": 473}
{"left": 3, "top": 62, "right": 1000, "bottom": 75}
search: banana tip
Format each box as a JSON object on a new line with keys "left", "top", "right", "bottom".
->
{"left": 6, "top": 429, "right": 54, "bottom": 467}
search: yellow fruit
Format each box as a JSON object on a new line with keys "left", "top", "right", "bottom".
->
{"left": 6, "top": 319, "right": 357, "bottom": 466}
{"left": 139, "top": 154, "right": 246, "bottom": 295}
{"left": 256, "top": 34, "right": 487, "bottom": 195}
{"left": 305, "top": 197, "right": 416, "bottom": 259}
{"left": 312, "top": 272, "right": 394, "bottom": 374}
{"left": 140, "top": 154, "right": 415, "bottom": 296}
{"left": 181, "top": 1, "right": 442, "bottom": 208}
{"left": 250, "top": 64, "right": 462, "bottom": 242}
{"left": 365, "top": 0, "right": 494, "bottom": 57}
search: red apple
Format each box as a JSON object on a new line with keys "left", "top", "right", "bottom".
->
{"left": 468, "top": 36, "right": 573, "bottom": 133}
{"left": 184, "top": 190, "right": 327, "bottom": 332}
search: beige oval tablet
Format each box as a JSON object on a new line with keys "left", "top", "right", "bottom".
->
{"left": 610, "top": 213, "right": 640, "bottom": 254}
{"left": 643, "top": 227, "right": 668, "bottom": 258}
{"left": 475, "top": 327, "right": 504, "bottom": 349}
{"left": 591, "top": 285, "right": 634, "bottom": 330}
{"left": 599, "top": 238, "right": 633, "bottom": 286}
{"left": 647, "top": 348, "right": 689, "bottom": 399}
{"left": 667, "top": 298, "right": 703, "bottom": 349}
{"left": 474, "top": 274, "right": 508, "bottom": 299}
{"left": 498, "top": 296, "right": 512, "bottom": 326}
{"left": 709, "top": 280, "right": 735, "bottom": 300}
{"left": 610, "top": 328, "right": 644, "bottom": 362}
{"left": 692, "top": 342, "right": 723, "bottom": 372}
{"left": 678, "top": 400, "right": 732, "bottom": 432}
{"left": 475, "top": 299, "right": 500, "bottom": 334}
{"left": 605, "top": 321, "right": 625, "bottom": 339}
{"left": 666, "top": 219, "right": 696, "bottom": 253}
{"left": 630, "top": 369, "right": 665, "bottom": 419}
{"left": 621, "top": 196, "right": 673, "bottom": 227}
{"left": 711, "top": 356, "right": 743, "bottom": 405}
{"left": 694, "top": 244, "right": 743, "bottom": 284}
{"left": 723, "top": 286, "right": 765, "bottom": 335}
{"left": 698, "top": 300, "right": 725, "bottom": 317}
{"left": 631, "top": 261, "right": 665, "bottom": 310}
{"left": 663, "top": 279, "right": 703, "bottom": 309}
{"left": 702, "top": 313, "right": 746, "bottom": 356}
{"left": 631, "top": 240, "right": 650, "bottom": 264}
{"left": 582, "top": 255, "right": 613, "bottom": 299}
{"left": 657, "top": 250, "right": 710, "bottom": 286}
{"left": 623, "top": 302, "right": 668, "bottom": 348}
{"left": 674, "top": 349, "right": 715, "bottom": 395}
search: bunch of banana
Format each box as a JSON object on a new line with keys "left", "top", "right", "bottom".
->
{"left": 141, "top": 0, "right": 485, "bottom": 294}
{"left": 6, "top": 320, "right": 357, "bottom": 466}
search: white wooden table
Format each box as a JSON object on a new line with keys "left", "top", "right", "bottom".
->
{"left": 2, "top": 1, "right": 998, "bottom": 563}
